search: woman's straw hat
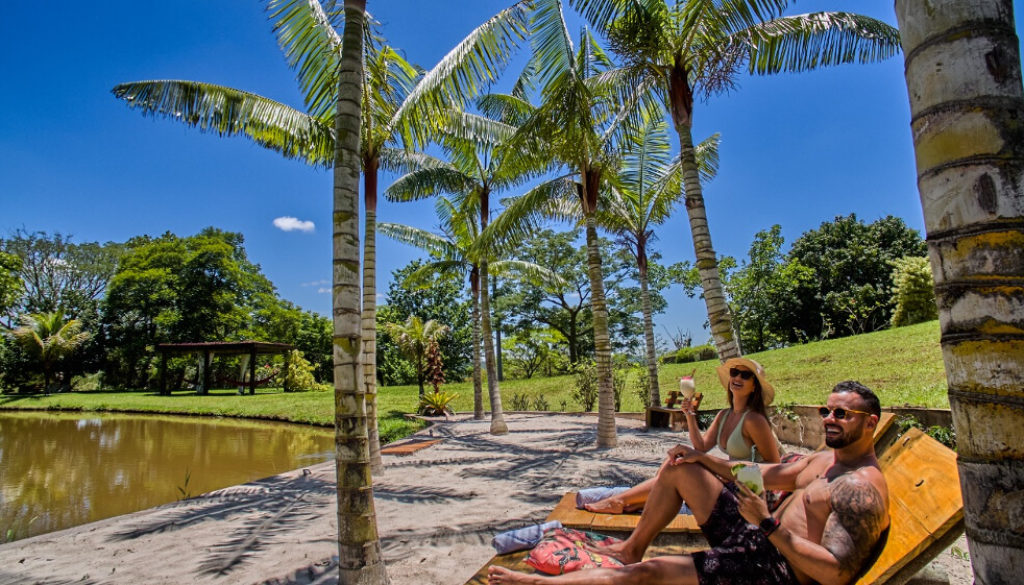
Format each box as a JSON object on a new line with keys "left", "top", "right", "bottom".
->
{"left": 716, "top": 357, "right": 775, "bottom": 406}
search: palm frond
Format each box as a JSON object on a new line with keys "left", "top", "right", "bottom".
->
{"left": 743, "top": 12, "right": 901, "bottom": 75}
{"left": 264, "top": 0, "right": 343, "bottom": 120}
{"left": 377, "top": 222, "right": 461, "bottom": 259}
{"left": 384, "top": 166, "right": 472, "bottom": 202}
{"left": 111, "top": 80, "right": 334, "bottom": 168}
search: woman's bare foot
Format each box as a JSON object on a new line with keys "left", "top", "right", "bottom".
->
{"left": 488, "top": 566, "right": 540, "bottom": 584}
{"left": 585, "top": 497, "right": 626, "bottom": 514}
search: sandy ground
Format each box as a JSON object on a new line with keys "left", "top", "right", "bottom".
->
{"left": 0, "top": 414, "right": 972, "bottom": 585}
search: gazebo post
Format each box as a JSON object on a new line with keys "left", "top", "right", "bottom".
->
{"left": 201, "top": 350, "right": 211, "bottom": 395}
{"left": 249, "top": 347, "right": 257, "bottom": 395}
{"left": 159, "top": 350, "right": 168, "bottom": 395}
{"left": 281, "top": 349, "right": 289, "bottom": 393}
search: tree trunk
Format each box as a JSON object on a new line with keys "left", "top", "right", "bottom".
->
{"left": 333, "top": 1, "right": 388, "bottom": 583}
{"left": 672, "top": 117, "right": 741, "bottom": 360}
{"left": 638, "top": 255, "right": 660, "bottom": 407}
{"left": 584, "top": 218, "right": 617, "bottom": 447}
{"left": 471, "top": 268, "right": 484, "bottom": 420}
{"left": 480, "top": 260, "right": 508, "bottom": 434}
{"left": 896, "top": 2, "right": 1024, "bottom": 583}
{"left": 363, "top": 199, "right": 382, "bottom": 471}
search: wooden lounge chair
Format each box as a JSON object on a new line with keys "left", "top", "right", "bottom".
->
{"left": 466, "top": 421, "right": 961, "bottom": 585}
{"left": 550, "top": 411, "right": 898, "bottom": 535}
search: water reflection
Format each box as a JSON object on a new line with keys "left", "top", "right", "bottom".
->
{"left": 0, "top": 411, "right": 334, "bottom": 542}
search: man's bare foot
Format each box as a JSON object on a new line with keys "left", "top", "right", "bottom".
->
{"left": 488, "top": 566, "right": 539, "bottom": 584}
{"left": 587, "top": 539, "right": 643, "bottom": 565}
{"left": 585, "top": 497, "right": 626, "bottom": 514}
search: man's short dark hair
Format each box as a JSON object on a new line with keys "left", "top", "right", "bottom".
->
{"left": 831, "top": 381, "right": 881, "bottom": 417}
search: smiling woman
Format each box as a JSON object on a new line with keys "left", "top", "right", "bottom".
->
{"left": 0, "top": 411, "right": 333, "bottom": 543}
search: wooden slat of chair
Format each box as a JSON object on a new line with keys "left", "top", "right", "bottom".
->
{"left": 855, "top": 427, "right": 963, "bottom": 585}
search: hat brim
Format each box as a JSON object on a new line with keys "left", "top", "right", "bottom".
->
{"left": 716, "top": 358, "right": 775, "bottom": 406}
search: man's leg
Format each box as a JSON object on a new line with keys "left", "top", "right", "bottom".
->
{"left": 608, "top": 461, "right": 726, "bottom": 563}
{"left": 488, "top": 555, "right": 699, "bottom": 585}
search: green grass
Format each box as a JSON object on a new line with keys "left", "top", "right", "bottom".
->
{"left": 0, "top": 320, "right": 948, "bottom": 434}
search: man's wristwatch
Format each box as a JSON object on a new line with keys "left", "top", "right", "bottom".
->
{"left": 759, "top": 516, "right": 781, "bottom": 537}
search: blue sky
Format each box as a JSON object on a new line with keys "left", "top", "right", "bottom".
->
{"left": 3, "top": 2, "right": 1020, "bottom": 346}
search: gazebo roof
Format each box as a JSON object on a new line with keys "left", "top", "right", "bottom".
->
{"left": 155, "top": 341, "right": 294, "bottom": 355}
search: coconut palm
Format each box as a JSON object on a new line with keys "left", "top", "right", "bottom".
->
{"left": 599, "top": 115, "right": 719, "bottom": 406}
{"left": 384, "top": 315, "right": 450, "bottom": 398}
{"left": 379, "top": 197, "right": 563, "bottom": 419}
{"left": 481, "top": 0, "right": 660, "bottom": 448}
{"left": 330, "top": 1, "right": 387, "bottom": 583}
{"left": 570, "top": 0, "right": 901, "bottom": 359}
{"left": 8, "top": 311, "right": 90, "bottom": 392}
{"left": 895, "top": 1, "right": 1024, "bottom": 580}
{"left": 385, "top": 103, "right": 549, "bottom": 435}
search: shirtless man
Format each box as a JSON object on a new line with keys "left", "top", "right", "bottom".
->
{"left": 490, "top": 381, "right": 890, "bottom": 585}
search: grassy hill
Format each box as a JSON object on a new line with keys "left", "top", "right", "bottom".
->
{"left": 0, "top": 320, "right": 949, "bottom": 439}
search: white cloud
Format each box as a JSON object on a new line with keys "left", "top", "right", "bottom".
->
{"left": 273, "top": 216, "right": 315, "bottom": 233}
{"left": 317, "top": 287, "right": 331, "bottom": 294}
{"left": 301, "top": 279, "right": 330, "bottom": 287}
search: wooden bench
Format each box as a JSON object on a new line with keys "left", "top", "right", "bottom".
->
{"left": 465, "top": 425, "right": 962, "bottom": 585}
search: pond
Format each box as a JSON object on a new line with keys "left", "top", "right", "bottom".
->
{"left": 0, "top": 411, "right": 334, "bottom": 543}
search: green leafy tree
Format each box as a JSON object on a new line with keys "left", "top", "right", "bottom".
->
{"left": 571, "top": 0, "right": 901, "bottom": 360}
{"left": 0, "top": 250, "right": 23, "bottom": 328}
{"left": 889, "top": 256, "right": 938, "bottom": 328}
{"left": 788, "top": 214, "right": 927, "bottom": 338}
{"left": 726, "top": 225, "right": 815, "bottom": 352}
{"left": 8, "top": 311, "right": 90, "bottom": 392}
{"left": 102, "top": 230, "right": 274, "bottom": 388}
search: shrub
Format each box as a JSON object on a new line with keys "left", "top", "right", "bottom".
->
{"left": 419, "top": 389, "right": 458, "bottom": 416}
{"left": 890, "top": 256, "right": 938, "bottom": 327}
{"left": 277, "top": 350, "right": 318, "bottom": 392}
{"left": 571, "top": 360, "right": 598, "bottom": 411}
{"left": 631, "top": 366, "right": 651, "bottom": 408}
{"left": 676, "top": 343, "right": 717, "bottom": 363}
{"left": 510, "top": 392, "right": 531, "bottom": 411}
{"left": 612, "top": 367, "right": 628, "bottom": 412}
{"left": 532, "top": 395, "right": 550, "bottom": 411}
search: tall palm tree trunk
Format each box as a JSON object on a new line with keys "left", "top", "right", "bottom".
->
{"left": 896, "top": 2, "right": 1024, "bottom": 582}
{"left": 333, "top": 1, "right": 388, "bottom": 582}
{"left": 674, "top": 121, "right": 741, "bottom": 360}
{"left": 471, "top": 267, "right": 485, "bottom": 420}
{"left": 362, "top": 199, "right": 382, "bottom": 470}
{"left": 637, "top": 251, "right": 660, "bottom": 406}
{"left": 584, "top": 216, "right": 617, "bottom": 448}
{"left": 480, "top": 259, "right": 508, "bottom": 434}
{"left": 581, "top": 170, "right": 616, "bottom": 448}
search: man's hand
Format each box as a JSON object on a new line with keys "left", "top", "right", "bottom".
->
{"left": 667, "top": 443, "right": 703, "bottom": 466}
{"left": 735, "top": 481, "right": 771, "bottom": 525}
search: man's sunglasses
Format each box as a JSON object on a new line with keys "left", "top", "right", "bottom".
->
{"left": 728, "top": 368, "right": 754, "bottom": 380}
{"left": 818, "top": 407, "right": 873, "bottom": 420}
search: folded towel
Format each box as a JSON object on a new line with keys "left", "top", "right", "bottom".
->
{"left": 577, "top": 486, "right": 690, "bottom": 515}
{"left": 575, "top": 486, "right": 630, "bottom": 508}
{"left": 492, "top": 520, "right": 563, "bottom": 554}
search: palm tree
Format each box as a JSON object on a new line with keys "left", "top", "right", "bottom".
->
{"left": 8, "top": 311, "right": 90, "bottom": 392}
{"left": 384, "top": 315, "right": 449, "bottom": 397}
{"left": 570, "top": 0, "right": 902, "bottom": 359}
{"left": 331, "top": 1, "right": 387, "bottom": 583}
{"left": 385, "top": 104, "right": 548, "bottom": 435}
{"left": 379, "top": 198, "right": 562, "bottom": 419}
{"left": 895, "top": 1, "right": 1024, "bottom": 580}
{"left": 599, "top": 116, "right": 719, "bottom": 406}
{"left": 483, "top": 0, "right": 658, "bottom": 448}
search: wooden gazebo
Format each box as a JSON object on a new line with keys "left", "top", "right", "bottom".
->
{"left": 156, "top": 341, "right": 294, "bottom": 395}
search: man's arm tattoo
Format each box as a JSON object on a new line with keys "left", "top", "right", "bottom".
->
{"left": 822, "top": 475, "right": 887, "bottom": 577}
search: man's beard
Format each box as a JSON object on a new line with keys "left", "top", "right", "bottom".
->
{"left": 824, "top": 424, "right": 864, "bottom": 448}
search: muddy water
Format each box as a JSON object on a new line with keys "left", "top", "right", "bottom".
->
{"left": 0, "top": 411, "right": 334, "bottom": 542}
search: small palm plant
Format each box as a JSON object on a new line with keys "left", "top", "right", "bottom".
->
{"left": 418, "top": 340, "right": 458, "bottom": 417}
{"left": 8, "top": 311, "right": 90, "bottom": 392}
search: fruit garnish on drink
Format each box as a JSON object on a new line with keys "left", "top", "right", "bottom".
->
{"left": 731, "top": 463, "right": 764, "bottom": 495}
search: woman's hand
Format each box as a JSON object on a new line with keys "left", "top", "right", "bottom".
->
{"left": 667, "top": 444, "right": 703, "bottom": 466}
{"left": 735, "top": 481, "right": 771, "bottom": 525}
{"left": 685, "top": 393, "right": 703, "bottom": 415}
